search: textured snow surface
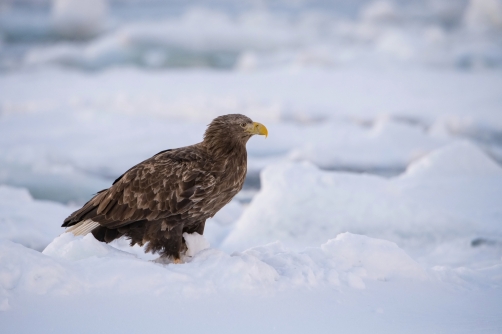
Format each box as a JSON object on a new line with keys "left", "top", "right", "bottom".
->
{"left": 0, "top": 230, "right": 432, "bottom": 315}
{"left": 1, "top": 68, "right": 501, "bottom": 331}
{"left": 1, "top": 1, "right": 502, "bottom": 331}
{"left": 223, "top": 141, "right": 502, "bottom": 252}
{"left": 0, "top": 143, "right": 500, "bottom": 295}
{"left": 12, "top": 1, "right": 502, "bottom": 71}
{"left": 0, "top": 232, "right": 423, "bottom": 298}
{"left": 1, "top": 67, "right": 501, "bottom": 204}
{"left": 0, "top": 185, "right": 72, "bottom": 251}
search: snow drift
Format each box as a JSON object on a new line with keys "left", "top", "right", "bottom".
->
{"left": 0, "top": 185, "right": 73, "bottom": 251}
{"left": 222, "top": 141, "right": 502, "bottom": 252}
{"left": 0, "top": 231, "right": 427, "bottom": 312}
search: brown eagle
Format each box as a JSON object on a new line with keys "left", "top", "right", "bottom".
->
{"left": 62, "top": 114, "right": 267, "bottom": 263}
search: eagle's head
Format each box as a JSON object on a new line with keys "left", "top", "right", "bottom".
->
{"left": 203, "top": 114, "right": 268, "bottom": 151}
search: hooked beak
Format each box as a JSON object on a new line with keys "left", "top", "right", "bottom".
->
{"left": 246, "top": 122, "right": 268, "bottom": 138}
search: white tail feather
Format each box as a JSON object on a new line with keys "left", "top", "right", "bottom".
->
{"left": 66, "top": 219, "right": 100, "bottom": 236}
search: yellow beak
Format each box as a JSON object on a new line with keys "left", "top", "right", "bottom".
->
{"left": 247, "top": 122, "right": 268, "bottom": 138}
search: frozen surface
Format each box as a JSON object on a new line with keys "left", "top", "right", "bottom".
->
{"left": 1, "top": 67, "right": 501, "bottom": 204}
{"left": 36, "top": 231, "right": 426, "bottom": 294}
{"left": 1, "top": 143, "right": 502, "bottom": 332}
{"left": 1, "top": 1, "right": 502, "bottom": 332}
{"left": 0, "top": 185, "right": 73, "bottom": 251}
{"left": 1, "top": 67, "right": 501, "bottom": 125}
{"left": 51, "top": 0, "right": 108, "bottom": 39}
{"left": 4, "top": 1, "right": 500, "bottom": 71}
{"left": 0, "top": 230, "right": 501, "bottom": 333}
{"left": 223, "top": 142, "right": 502, "bottom": 270}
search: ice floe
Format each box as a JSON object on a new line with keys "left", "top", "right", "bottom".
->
{"left": 0, "top": 185, "right": 73, "bottom": 251}
{"left": 223, "top": 141, "right": 502, "bottom": 261}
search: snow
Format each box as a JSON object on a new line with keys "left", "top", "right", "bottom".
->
{"left": 224, "top": 141, "right": 502, "bottom": 253}
{"left": 464, "top": 0, "right": 502, "bottom": 31}
{"left": 0, "top": 74, "right": 502, "bottom": 332}
{"left": 14, "top": 1, "right": 502, "bottom": 70}
{"left": 1, "top": 229, "right": 501, "bottom": 332}
{"left": 1, "top": 1, "right": 502, "bottom": 332}
{"left": 2, "top": 66, "right": 501, "bottom": 125}
{"left": 289, "top": 117, "right": 449, "bottom": 172}
{"left": 51, "top": 0, "right": 109, "bottom": 39}
{"left": 1, "top": 231, "right": 427, "bottom": 304}
{"left": 0, "top": 185, "right": 73, "bottom": 251}
{"left": 0, "top": 229, "right": 430, "bottom": 318}
{"left": 360, "top": 1, "right": 400, "bottom": 23}
{"left": 183, "top": 232, "right": 211, "bottom": 258}
{"left": 1, "top": 142, "right": 500, "bottom": 328}
{"left": 1, "top": 67, "right": 501, "bottom": 203}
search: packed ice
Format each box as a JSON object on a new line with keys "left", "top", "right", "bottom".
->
{"left": 1, "top": 0, "right": 501, "bottom": 333}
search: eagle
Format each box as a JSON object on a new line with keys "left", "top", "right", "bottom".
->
{"left": 62, "top": 114, "right": 268, "bottom": 263}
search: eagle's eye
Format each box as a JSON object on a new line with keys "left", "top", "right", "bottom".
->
{"left": 240, "top": 123, "right": 247, "bottom": 128}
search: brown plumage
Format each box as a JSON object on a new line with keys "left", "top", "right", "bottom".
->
{"left": 62, "top": 114, "right": 268, "bottom": 261}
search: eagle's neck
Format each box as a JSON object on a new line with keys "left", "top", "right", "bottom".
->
{"left": 201, "top": 136, "right": 248, "bottom": 198}
{"left": 202, "top": 136, "right": 248, "bottom": 161}
{"left": 202, "top": 127, "right": 249, "bottom": 161}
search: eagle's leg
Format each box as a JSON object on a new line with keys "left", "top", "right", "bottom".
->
{"left": 159, "top": 223, "right": 185, "bottom": 264}
{"left": 195, "top": 221, "right": 205, "bottom": 235}
{"left": 182, "top": 220, "right": 206, "bottom": 235}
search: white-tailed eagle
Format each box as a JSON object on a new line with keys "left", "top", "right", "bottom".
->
{"left": 62, "top": 114, "right": 268, "bottom": 262}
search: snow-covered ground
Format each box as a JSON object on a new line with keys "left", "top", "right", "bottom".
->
{"left": 1, "top": 0, "right": 502, "bottom": 332}
{"left": 1, "top": 66, "right": 501, "bottom": 204}
{"left": 1, "top": 144, "right": 502, "bottom": 332}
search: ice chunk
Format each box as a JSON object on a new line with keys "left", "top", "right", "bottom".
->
{"left": 51, "top": 0, "right": 108, "bottom": 39}
{"left": 321, "top": 233, "right": 427, "bottom": 282}
{"left": 0, "top": 185, "right": 74, "bottom": 251}
{"left": 0, "top": 239, "right": 82, "bottom": 297}
{"left": 289, "top": 118, "right": 448, "bottom": 174}
{"left": 464, "top": 0, "right": 502, "bottom": 31}
{"left": 360, "top": 1, "right": 400, "bottom": 23}
{"left": 223, "top": 142, "right": 502, "bottom": 253}
{"left": 0, "top": 159, "right": 111, "bottom": 204}
{"left": 401, "top": 140, "right": 502, "bottom": 179}
{"left": 42, "top": 233, "right": 127, "bottom": 261}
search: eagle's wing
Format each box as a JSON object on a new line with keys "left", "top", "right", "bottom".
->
{"left": 62, "top": 147, "right": 217, "bottom": 229}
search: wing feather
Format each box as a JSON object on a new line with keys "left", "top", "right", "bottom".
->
{"left": 62, "top": 146, "right": 216, "bottom": 229}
